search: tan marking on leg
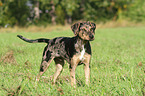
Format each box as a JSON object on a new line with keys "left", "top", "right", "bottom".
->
{"left": 82, "top": 53, "right": 91, "bottom": 85}
{"left": 70, "top": 55, "right": 81, "bottom": 87}
{"left": 53, "top": 58, "right": 64, "bottom": 84}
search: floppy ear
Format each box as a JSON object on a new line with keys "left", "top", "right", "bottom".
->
{"left": 71, "top": 22, "right": 81, "bottom": 36}
{"left": 91, "top": 22, "right": 96, "bottom": 30}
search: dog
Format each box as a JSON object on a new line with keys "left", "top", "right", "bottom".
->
{"left": 17, "top": 21, "right": 96, "bottom": 86}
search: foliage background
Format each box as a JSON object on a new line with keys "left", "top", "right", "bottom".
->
{"left": 0, "top": 0, "right": 145, "bottom": 27}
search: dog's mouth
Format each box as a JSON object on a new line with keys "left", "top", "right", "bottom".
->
{"left": 89, "top": 38, "right": 95, "bottom": 41}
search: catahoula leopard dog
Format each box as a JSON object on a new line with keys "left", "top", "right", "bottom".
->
{"left": 17, "top": 21, "right": 96, "bottom": 86}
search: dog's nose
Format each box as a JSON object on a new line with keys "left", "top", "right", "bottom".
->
{"left": 89, "top": 34, "right": 94, "bottom": 39}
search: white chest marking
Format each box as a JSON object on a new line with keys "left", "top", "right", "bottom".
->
{"left": 79, "top": 45, "right": 85, "bottom": 60}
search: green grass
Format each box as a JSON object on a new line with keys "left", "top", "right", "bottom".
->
{"left": 0, "top": 27, "right": 145, "bottom": 95}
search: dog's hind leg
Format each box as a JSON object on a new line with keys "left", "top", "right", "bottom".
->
{"left": 52, "top": 57, "right": 64, "bottom": 84}
{"left": 36, "top": 49, "right": 54, "bottom": 82}
{"left": 36, "top": 59, "right": 54, "bottom": 82}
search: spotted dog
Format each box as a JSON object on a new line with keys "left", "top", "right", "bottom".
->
{"left": 17, "top": 21, "right": 96, "bottom": 86}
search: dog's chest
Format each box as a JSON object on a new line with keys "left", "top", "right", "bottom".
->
{"left": 79, "top": 45, "right": 85, "bottom": 60}
{"left": 74, "top": 44, "right": 86, "bottom": 61}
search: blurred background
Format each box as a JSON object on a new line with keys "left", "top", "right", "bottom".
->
{"left": 0, "top": 0, "right": 145, "bottom": 27}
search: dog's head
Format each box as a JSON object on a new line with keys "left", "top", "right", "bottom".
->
{"left": 71, "top": 21, "right": 96, "bottom": 41}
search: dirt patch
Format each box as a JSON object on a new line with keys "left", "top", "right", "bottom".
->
{"left": 0, "top": 51, "right": 17, "bottom": 64}
{"left": 138, "top": 61, "right": 143, "bottom": 67}
{"left": 57, "top": 87, "right": 64, "bottom": 95}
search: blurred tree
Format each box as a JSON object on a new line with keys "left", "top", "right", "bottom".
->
{"left": 7, "top": 0, "right": 30, "bottom": 26}
{"left": 34, "top": 1, "right": 40, "bottom": 19}
{"left": 123, "top": 0, "right": 145, "bottom": 21}
{"left": 56, "top": 5, "right": 65, "bottom": 25}
{"left": 49, "top": 0, "right": 56, "bottom": 25}
{"left": 0, "top": 0, "right": 145, "bottom": 27}
{"left": 83, "top": 0, "right": 131, "bottom": 22}
{"left": 0, "top": 0, "right": 30, "bottom": 27}
{"left": 61, "top": 0, "right": 79, "bottom": 24}
{"left": 0, "top": 0, "right": 11, "bottom": 27}
{"left": 37, "top": 0, "right": 58, "bottom": 25}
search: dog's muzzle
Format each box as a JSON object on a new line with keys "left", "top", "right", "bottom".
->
{"left": 89, "top": 34, "right": 94, "bottom": 40}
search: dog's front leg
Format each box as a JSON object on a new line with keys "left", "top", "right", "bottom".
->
{"left": 69, "top": 65, "right": 77, "bottom": 87}
{"left": 84, "top": 63, "right": 90, "bottom": 85}
{"left": 83, "top": 54, "right": 91, "bottom": 85}
{"left": 70, "top": 56, "right": 79, "bottom": 87}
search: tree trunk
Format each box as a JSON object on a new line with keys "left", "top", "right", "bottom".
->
{"left": 49, "top": 1, "right": 56, "bottom": 25}
{"left": 68, "top": 16, "right": 72, "bottom": 24}
{"left": 34, "top": 1, "right": 40, "bottom": 19}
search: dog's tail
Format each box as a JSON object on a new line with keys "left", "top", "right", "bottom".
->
{"left": 17, "top": 35, "right": 49, "bottom": 43}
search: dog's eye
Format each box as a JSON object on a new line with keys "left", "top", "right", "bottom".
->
{"left": 90, "top": 28, "right": 94, "bottom": 31}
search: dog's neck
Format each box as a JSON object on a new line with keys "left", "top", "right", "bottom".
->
{"left": 75, "top": 35, "right": 88, "bottom": 45}
{"left": 74, "top": 35, "right": 88, "bottom": 52}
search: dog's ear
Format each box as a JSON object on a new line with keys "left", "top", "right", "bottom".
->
{"left": 86, "top": 21, "right": 96, "bottom": 31}
{"left": 91, "top": 23, "right": 96, "bottom": 30}
{"left": 71, "top": 22, "right": 82, "bottom": 36}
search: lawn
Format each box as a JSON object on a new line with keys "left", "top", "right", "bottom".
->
{"left": 0, "top": 26, "right": 145, "bottom": 95}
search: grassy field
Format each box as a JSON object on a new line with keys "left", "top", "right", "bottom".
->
{"left": 0, "top": 26, "right": 145, "bottom": 95}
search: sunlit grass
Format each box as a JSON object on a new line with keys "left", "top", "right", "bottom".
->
{"left": 0, "top": 26, "right": 144, "bottom": 95}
